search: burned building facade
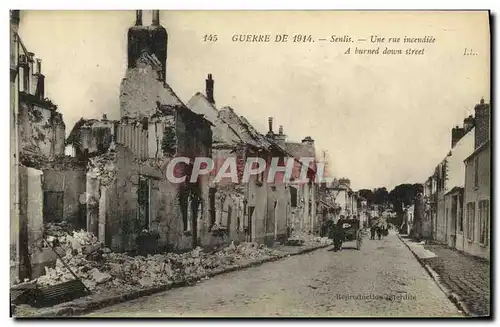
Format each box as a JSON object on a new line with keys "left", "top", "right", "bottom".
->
{"left": 67, "top": 11, "right": 213, "bottom": 253}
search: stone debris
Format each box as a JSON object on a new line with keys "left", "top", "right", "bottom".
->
{"left": 288, "top": 231, "right": 333, "bottom": 246}
{"left": 20, "top": 152, "right": 85, "bottom": 171}
{"left": 32, "top": 231, "right": 283, "bottom": 295}
{"left": 88, "top": 151, "right": 117, "bottom": 186}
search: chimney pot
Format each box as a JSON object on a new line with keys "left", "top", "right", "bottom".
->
{"left": 152, "top": 10, "right": 160, "bottom": 25}
{"left": 135, "top": 10, "right": 142, "bottom": 26}
{"left": 36, "top": 59, "right": 41, "bottom": 74}
{"left": 10, "top": 10, "right": 20, "bottom": 25}
{"left": 268, "top": 117, "right": 273, "bottom": 133}
{"left": 205, "top": 73, "right": 215, "bottom": 104}
{"left": 103, "top": 114, "right": 108, "bottom": 120}
{"left": 279, "top": 125, "right": 283, "bottom": 135}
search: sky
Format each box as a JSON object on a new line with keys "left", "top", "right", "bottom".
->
{"left": 17, "top": 10, "right": 490, "bottom": 190}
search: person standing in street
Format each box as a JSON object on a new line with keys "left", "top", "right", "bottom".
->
{"left": 370, "top": 225, "right": 376, "bottom": 240}
{"left": 333, "top": 216, "right": 345, "bottom": 251}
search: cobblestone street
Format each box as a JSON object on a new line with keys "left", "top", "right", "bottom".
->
{"left": 86, "top": 231, "right": 462, "bottom": 317}
{"left": 422, "top": 244, "right": 490, "bottom": 316}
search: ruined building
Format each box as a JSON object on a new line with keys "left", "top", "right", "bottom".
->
{"left": 10, "top": 10, "right": 87, "bottom": 282}
{"left": 187, "top": 77, "right": 291, "bottom": 246}
{"left": 285, "top": 136, "right": 319, "bottom": 233}
{"left": 68, "top": 10, "right": 213, "bottom": 253}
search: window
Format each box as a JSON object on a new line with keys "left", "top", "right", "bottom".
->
{"left": 290, "top": 187, "right": 298, "bottom": 207}
{"left": 479, "top": 200, "right": 489, "bottom": 246}
{"left": 458, "top": 193, "right": 464, "bottom": 232}
{"left": 466, "top": 202, "right": 475, "bottom": 241}
{"left": 474, "top": 156, "right": 479, "bottom": 188}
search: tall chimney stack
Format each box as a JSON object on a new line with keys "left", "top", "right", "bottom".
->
{"left": 206, "top": 73, "right": 215, "bottom": 105}
{"left": 152, "top": 10, "right": 160, "bottom": 25}
{"left": 135, "top": 10, "right": 142, "bottom": 26}
{"left": 451, "top": 125, "right": 465, "bottom": 148}
{"left": 267, "top": 117, "right": 274, "bottom": 138}
{"left": 10, "top": 10, "right": 20, "bottom": 26}
{"left": 474, "top": 97, "right": 490, "bottom": 149}
{"left": 275, "top": 125, "right": 286, "bottom": 147}
{"left": 463, "top": 115, "right": 474, "bottom": 133}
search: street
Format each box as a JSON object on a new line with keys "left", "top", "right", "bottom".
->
{"left": 86, "top": 231, "right": 462, "bottom": 317}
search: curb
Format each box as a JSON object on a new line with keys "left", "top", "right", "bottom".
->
{"left": 396, "top": 234, "right": 471, "bottom": 317}
{"left": 21, "top": 243, "right": 331, "bottom": 318}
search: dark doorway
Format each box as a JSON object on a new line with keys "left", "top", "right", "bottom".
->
{"left": 137, "top": 175, "right": 150, "bottom": 230}
{"left": 227, "top": 206, "right": 232, "bottom": 237}
{"left": 209, "top": 187, "right": 216, "bottom": 227}
{"left": 290, "top": 187, "right": 298, "bottom": 207}
{"left": 190, "top": 193, "right": 200, "bottom": 249}
{"left": 43, "top": 191, "right": 64, "bottom": 222}
{"left": 247, "top": 206, "right": 255, "bottom": 242}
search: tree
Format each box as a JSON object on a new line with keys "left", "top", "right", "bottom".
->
{"left": 358, "top": 189, "right": 375, "bottom": 205}
{"left": 374, "top": 187, "right": 389, "bottom": 206}
{"left": 388, "top": 183, "right": 423, "bottom": 213}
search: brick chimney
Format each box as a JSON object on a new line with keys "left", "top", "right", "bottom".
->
{"left": 301, "top": 136, "right": 314, "bottom": 145}
{"left": 152, "top": 10, "right": 160, "bottom": 25}
{"left": 135, "top": 9, "right": 142, "bottom": 26}
{"left": 451, "top": 125, "right": 465, "bottom": 148}
{"left": 206, "top": 73, "right": 215, "bottom": 105}
{"left": 150, "top": 10, "right": 168, "bottom": 81}
{"left": 127, "top": 10, "right": 168, "bottom": 82}
{"left": 275, "top": 125, "right": 286, "bottom": 147}
{"left": 18, "top": 53, "right": 28, "bottom": 93}
{"left": 463, "top": 115, "right": 475, "bottom": 133}
{"left": 339, "top": 178, "right": 351, "bottom": 189}
{"left": 474, "top": 98, "right": 490, "bottom": 149}
{"left": 267, "top": 117, "right": 274, "bottom": 138}
{"left": 34, "top": 58, "right": 45, "bottom": 100}
{"left": 127, "top": 10, "right": 150, "bottom": 70}
{"left": 10, "top": 10, "right": 20, "bottom": 26}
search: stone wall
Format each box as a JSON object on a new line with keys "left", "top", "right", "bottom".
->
{"left": 18, "top": 97, "right": 65, "bottom": 158}
{"left": 42, "top": 169, "right": 87, "bottom": 229}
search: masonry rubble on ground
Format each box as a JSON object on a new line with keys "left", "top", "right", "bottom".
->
{"left": 21, "top": 228, "right": 326, "bottom": 296}
{"left": 18, "top": 226, "right": 331, "bottom": 297}
{"left": 11, "top": 9, "right": 345, "bottom": 296}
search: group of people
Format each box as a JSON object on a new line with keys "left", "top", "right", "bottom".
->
{"left": 327, "top": 215, "right": 359, "bottom": 252}
{"left": 370, "top": 219, "right": 388, "bottom": 240}
{"left": 322, "top": 215, "right": 389, "bottom": 252}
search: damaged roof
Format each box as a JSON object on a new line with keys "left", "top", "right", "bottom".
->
{"left": 66, "top": 118, "right": 117, "bottom": 145}
{"left": 186, "top": 92, "right": 219, "bottom": 124}
{"left": 285, "top": 142, "right": 316, "bottom": 160}
{"left": 186, "top": 92, "right": 240, "bottom": 145}
{"left": 218, "top": 106, "right": 272, "bottom": 150}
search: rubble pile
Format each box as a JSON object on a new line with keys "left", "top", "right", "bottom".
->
{"left": 88, "top": 151, "right": 117, "bottom": 186}
{"left": 19, "top": 152, "right": 85, "bottom": 171}
{"left": 288, "top": 231, "right": 333, "bottom": 246}
{"left": 34, "top": 232, "right": 282, "bottom": 294}
{"left": 44, "top": 222, "right": 75, "bottom": 238}
{"left": 217, "top": 241, "right": 282, "bottom": 261}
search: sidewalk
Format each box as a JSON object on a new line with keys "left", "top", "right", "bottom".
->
{"left": 14, "top": 242, "right": 331, "bottom": 318}
{"left": 398, "top": 234, "right": 490, "bottom": 317}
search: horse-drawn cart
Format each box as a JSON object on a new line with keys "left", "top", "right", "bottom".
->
{"left": 341, "top": 219, "right": 363, "bottom": 250}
